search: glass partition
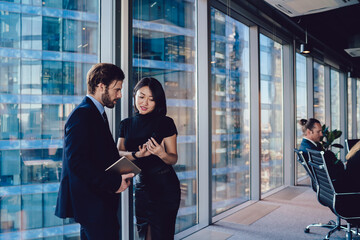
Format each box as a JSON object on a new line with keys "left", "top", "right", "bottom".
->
{"left": 259, "top": 34, "right": 283, "bottom": 194}
{"left": 313, "top": 62, "right": 325, "bottom": 124}
{"left": 0, "top": 1, "right": 99, "bottom": 238}
{"left": 210, "top": 8, "right": 250, "bottom": 216}
{"left": 132, "top": 0, "right": 198, "bottom": 235}
{"left": 295, "top": 53, "right": 307, "bottom": 180}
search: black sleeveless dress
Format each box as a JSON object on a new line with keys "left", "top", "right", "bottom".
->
{"left": 119, "top": 112, "right": 180, "bottom": 240}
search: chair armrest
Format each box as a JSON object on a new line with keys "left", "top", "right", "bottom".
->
{"left": 333, "top": 193, "right": 360, "bottom": 219}
{"left": 308, "top": 161, "right": 324, "bottom": 169}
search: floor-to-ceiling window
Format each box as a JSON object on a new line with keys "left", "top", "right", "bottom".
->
{"left": 295, "top": 53, "right": 307, "bottom": 179}
{"left": 259, "top": 34, "right": 283, "bottom": 194}
{"left": 132, "top": 0, "right": 197, "bottom": 235}
{"left": 210, "top": 8, "right": 250, "bottom": 216}
{"left": 313, "top": 62, "right": 325, "bottom": 125}
{"left": 0, "top": 1, "right": 99, "bottom": 238}
{"left": 348, "top": 77, "right": 353, "bottom": 139}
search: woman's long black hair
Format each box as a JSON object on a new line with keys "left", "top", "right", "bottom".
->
{"left": 133, "top": 77, "right": 167, "bottom": 116}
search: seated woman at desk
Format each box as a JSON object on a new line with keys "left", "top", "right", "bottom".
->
{"left": 344, "top": 141, "right": 360, "bottom": 192}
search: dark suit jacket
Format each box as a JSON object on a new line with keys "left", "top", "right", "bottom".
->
{"left": 55, "top": 96, "right": 122, "bottom": 226}
{"left": 299, "top": 138, "right": 322, "bottom": 163}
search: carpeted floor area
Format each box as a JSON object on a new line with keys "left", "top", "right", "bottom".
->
{"left": 182, "top": 183, "right": 360, "bottom": 240}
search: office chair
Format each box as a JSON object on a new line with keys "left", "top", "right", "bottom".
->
{"left": 345, "top": 139, "right": 360, "bottom": 153}
{"left": 308, "top": 149, "right": 360, "bottom": 240}
{"left": 294, "top": 148, "right": 337, "bottom": 233}
{"left": 294, "top": 148, "right": 316, "bottom": 192}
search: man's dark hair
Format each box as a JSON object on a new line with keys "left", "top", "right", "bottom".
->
{"left": 299, "top": 118, "right": 321, "bottom": 133}
{"left": 87, "top": 63, "right": 125, "bottom": 94}
{"left": 133, "top": 77, "right": 167, "bottom": 116}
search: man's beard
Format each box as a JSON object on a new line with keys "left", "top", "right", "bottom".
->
{"left": 101, "top": 88, "right": 117, "bottom": 108}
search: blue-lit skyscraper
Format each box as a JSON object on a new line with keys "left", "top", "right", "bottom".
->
{"left": 0, "top": 1, "right": 99, "bottom": 239}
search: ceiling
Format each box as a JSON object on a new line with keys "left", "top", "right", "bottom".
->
{"left": 291, "top": 3, "right": 360, "bottom": 70}
{"left": 228, "top": 0, "right": 360, "bottom": 75}
{"left": 262, "top": 0, "right": 360, "bottom": 74}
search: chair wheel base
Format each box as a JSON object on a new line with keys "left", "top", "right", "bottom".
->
{"left": 328, "top": 220, "right": 335, "bottom": 225}
{"left": 304, "top": 228, "right": 310, "bottom": 233}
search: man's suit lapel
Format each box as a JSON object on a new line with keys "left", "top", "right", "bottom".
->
{"left": 84, "top": 96, "right": 111, "bottom": 133}
{"left": 303, "top": 138, "right": 323, "bottom": 151}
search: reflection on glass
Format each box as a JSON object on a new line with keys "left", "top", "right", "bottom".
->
{"left": 314, "top": 62, "right": 325, "bottom": 124}
{"left": 331, "top": 69, "right": 340, "bottom": 134}
{"left": 0, "top": 57, "right": 20, "bottom": 95}
{"left": 0, "top": 1, "right": 99, "bottom": 237}
{"left": 260, "top": 34, "right": 283, "bottom": 194}
{"left": 0, "top": 11, "right": 20, "bottom": 48}
{"left": 22, "top": 194, "right": 43, "bottom": 229}
{"left": 22, "top": 14, "right": 42, "bottom": 50}
{"left": 42, "top": 16, "right": 61, "bottom": 51}
{"left": 132, "top": 0, "right": 197, "bottom": 235}
{"left": 295, "top": 53, "right": 307, "bottom": 180}
{"left": 0, "top": 196, "right": 20, "bottom": 232}
{"left": 348, "top": 77, "right": 352, "bottom": 139}
{"left": 210, "top": 8, "right": 250, "bottom": 216}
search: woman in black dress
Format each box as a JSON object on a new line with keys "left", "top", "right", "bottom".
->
{"left": 117, "top": 77, "right": 180, "bottom": 240}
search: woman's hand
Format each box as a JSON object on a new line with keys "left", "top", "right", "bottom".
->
{"left": 136, "top": 143, "right": 151, "bottom": 158}
{"left": 146, "top": 137, "right": 165, "bottom": 158}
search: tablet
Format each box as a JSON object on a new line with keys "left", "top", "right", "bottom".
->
{"left": 105, "top": 156, "right": 141, "bottom": 175}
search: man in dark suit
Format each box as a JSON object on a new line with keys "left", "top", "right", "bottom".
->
{"left": 55, "top": 63, "right": 134, "bottom": 240}
{"left": 298, "top": 118, "right": 323, "bottom": 163}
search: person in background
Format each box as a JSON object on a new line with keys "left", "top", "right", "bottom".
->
{"left": 55, "top": 63, "right": 134, "bottom": 240}
{"left": 117, "top": 77, "right": 180, "bottom": 240}
{"left": 299, "top": 118, "right": 345, "bottom": 191}
{"left": 298, "top": 118, "right": 324, "bottom": 162}
{"left": 343, "top": 141, "right": 360, "bottom": 191}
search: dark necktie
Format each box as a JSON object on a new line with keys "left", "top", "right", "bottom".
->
{"left": 102, "top": 111, "right": 109, "bottom": 127}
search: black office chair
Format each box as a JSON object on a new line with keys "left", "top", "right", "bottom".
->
{"left": 308, "top": 149, "right": 360, "bottom": 240}
{"left": 345, "top": 139, "right": 360, "bottom": 153}
{"left": 294, "top": 148, "right": 337, "bottom": 233}
{"left": 294, "top": 148, "right": 317, "bottom": 192}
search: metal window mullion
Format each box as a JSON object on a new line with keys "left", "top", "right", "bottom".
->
{"left": 325, "top": 65, "right": 331, "bottom": 128}
{"left": 306, "top": 57, "right": 314, "bottom": 118}
{"left": 101, "top": 0, "right": 116, "bottom": 133}
{"left": 197, "top": 0, "right": 211, "bottom": 228}
{"left": 249, "top": 25, "right": 260, "bottom": 201}
{"left": 283, "top": 43, "right": 295, "bottom": 186}
{"left": 120, "top": 0, "right": 131, "bottom": 239}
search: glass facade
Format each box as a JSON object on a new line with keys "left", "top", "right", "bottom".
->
{"left": 132, "top": 0, "right": 197, "bottom": 236}
{"left": 313, "top": 62, "right": 325, "bottom": 124}
{"left": 348, "top": 77, "right": 352, "bottom": 139}
{"left": 0, "top": 0, "right": 99, "bottom": 238}
{"left": 259, "top": 34, "right": 283, "bottom": 194}
{"left": 295, "top": 53, "right": 307, "bottom": 179}
{"left": 0, "top": 0, "right": 354, "bottom": 239}
{"left": 210, "top": 8, "right": 250, "bottom": 216}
